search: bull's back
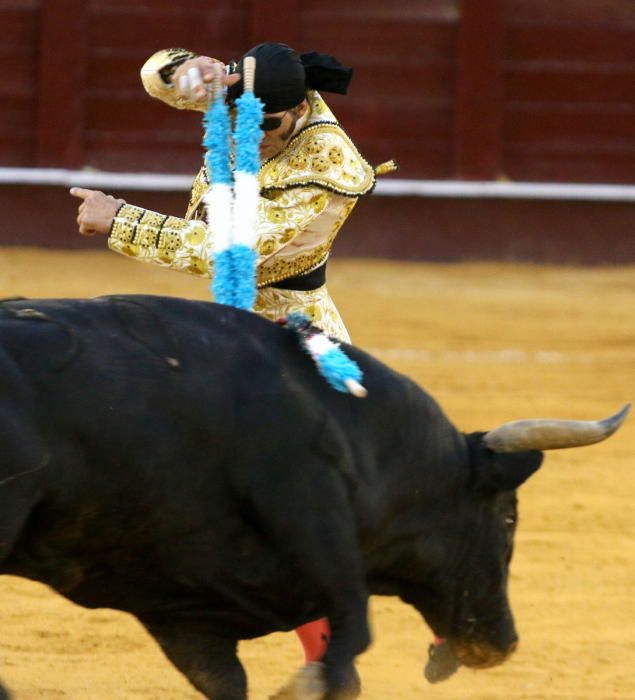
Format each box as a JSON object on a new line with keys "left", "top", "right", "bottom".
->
{"left": 0, "top": 294, "right": 451, "bottom": 490}
{"left": 0, "top": 293, "right": 414, "bottom": 425}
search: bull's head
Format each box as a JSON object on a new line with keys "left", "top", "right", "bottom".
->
{"left": 401, "top": 404, "right": 630, "bottom": 674}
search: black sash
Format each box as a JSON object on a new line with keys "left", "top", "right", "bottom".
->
{"left": 269, "top": 261, "right": 327, "bottom": 291}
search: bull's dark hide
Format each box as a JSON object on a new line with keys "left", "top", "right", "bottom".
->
{"left": 0, "top": 295, "right": 555, "bottom": 700}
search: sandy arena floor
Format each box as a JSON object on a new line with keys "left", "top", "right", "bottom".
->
{"left": 0, "top": 248, "right": 633, "bottom": 699}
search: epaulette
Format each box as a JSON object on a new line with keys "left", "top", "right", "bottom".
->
{"left": 258, "top": 122, "right": 376, "bottom": 197}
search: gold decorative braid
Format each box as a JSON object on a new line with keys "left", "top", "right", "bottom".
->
{"left": 110, "top": 204, "right": 145, "bottom": 243}
{"left": 185, "top": 167, "right": 210, "bottom": 220}
{"left": 256, "top": 252, "right": 329, "bottom": 289}
{"left": 305, "top": 91, "right": 338, "bottom": 125}
{"left": 259, "top": 123, "right": 375, "bottom": 197}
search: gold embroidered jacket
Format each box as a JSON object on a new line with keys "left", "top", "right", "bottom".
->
{"left": 109, "top": 49, "right": 376, "bottom": 288}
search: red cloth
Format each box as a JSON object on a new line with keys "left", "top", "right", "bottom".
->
{"left": 295, "top": 618, "right": 331, "bottom": 662}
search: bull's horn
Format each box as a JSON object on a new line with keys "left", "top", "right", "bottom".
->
{"left": 483, "top": 403, "right": 631, "bottom": 453}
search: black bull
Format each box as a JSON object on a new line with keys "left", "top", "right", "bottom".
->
{"left": 0, "top": 295, "right": 628, "bottom": 700}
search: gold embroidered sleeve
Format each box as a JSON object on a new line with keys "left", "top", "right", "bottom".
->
{"left": 108, "top": 204, "right": 212, "bottom": 275}
{"left": 108, "top": 186, "right": 356, "bottom": 286}
{"left": 140, "top": 48, "right": 209, "bottom": 112}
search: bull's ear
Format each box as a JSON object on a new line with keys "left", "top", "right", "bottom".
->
{"left": 467, "top": 432, "right": 544, "bottom": 493}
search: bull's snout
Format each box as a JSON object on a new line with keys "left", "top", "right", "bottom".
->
{"left": 452, "top": 634, "right": 518, "bottom": 670}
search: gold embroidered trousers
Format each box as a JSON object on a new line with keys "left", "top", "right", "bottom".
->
{"left": 254, "top": 285, "right": 350, "bottom": 343}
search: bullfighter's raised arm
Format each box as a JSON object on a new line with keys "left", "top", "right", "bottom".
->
{"left": 140, "top": 48, "right": 238, "bottom": 112}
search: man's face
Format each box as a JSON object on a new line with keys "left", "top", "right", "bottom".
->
{"left": 259, "top": 101, "right": 308, "bottom": 161}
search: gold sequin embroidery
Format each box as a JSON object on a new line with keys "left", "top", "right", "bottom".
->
{"left": 259, "top": 240, "right": 276, "bottom": 256}
{"left": 110, "top": 205, "right": 144, "bottom": 243}
{"left": 186, "top": 166, "right": 210, "bottom": 219}
{"left": 289, "top": 155, "right": 309, "bottom": 170}
{"left": 136, "top": 229, "right": 159, "bottom": 248}
{"left": 259, "top": 123, "right": 375, "bottom": 196}
{"left": 121, "top": 243, "right": 140, "bottom": 257}
{"left": 306, "top": 137, "right": 323, "bottom": 155}
{"left": 266, "top": 208, "right": 288, "bottom": 224}
{"left": 158, "top": 228, "right": 182, "bottom": 252}
{"left": 310, "top": 194, "right": 328, "bottom": 213}
{"left": 187, "top": 256, "right": 209, "bottom": 274}
{"left": 186, "top": 228, "right": 205, "bottom": 245}
{"left": 328, "top": 147, "right": 343, "bottom": 164}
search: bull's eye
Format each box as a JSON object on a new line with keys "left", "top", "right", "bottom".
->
{"left": 505, "top": 516, "right": 516, "bottom": 526}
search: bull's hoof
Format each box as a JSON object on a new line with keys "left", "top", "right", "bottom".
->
{"left": 295, "top": 662, "right": 327, "bottom": 699}
{"left": 268, "top": 662, "right": 326, "bottom": 700}
{"left": 323, "top": 663, "right": 361, "bottom": 699}
{"left": 424, "top": 640, "right": 460, "bottom": 683}
{"left": 269, "top": 662, "right": 360, "bottom": 700}
{"left": 268, "top": 679, "right": 296, "bottom": 700}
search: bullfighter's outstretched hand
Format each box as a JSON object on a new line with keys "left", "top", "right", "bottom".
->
{"left": 69, "top": 188, "right": 125, "bottom": 236}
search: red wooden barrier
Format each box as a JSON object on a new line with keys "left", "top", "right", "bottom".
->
{"left": 2, "top": 1, "right": 635, "bottom": 256}
{"left": 4, "top": 0, "right": 633, "bottom": 183}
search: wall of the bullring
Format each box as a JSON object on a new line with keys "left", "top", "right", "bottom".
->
{"left": 1, "top": 0, "right": 635, "bottom": 261}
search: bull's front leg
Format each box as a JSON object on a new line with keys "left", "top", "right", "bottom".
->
{"left": 319, "top": 594, "right": 369, "bottom": 699}
{"left": 246, "top": 456, "right": 371, "bottom": 699}
{"left": 141, "top": 618, "right": 247, "bottom": 700}
{"left": 282, "top": 532, "right": 370, "bottom": 699}
{"left": 278, "top": 594, "right": 368, "bottom": 700}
